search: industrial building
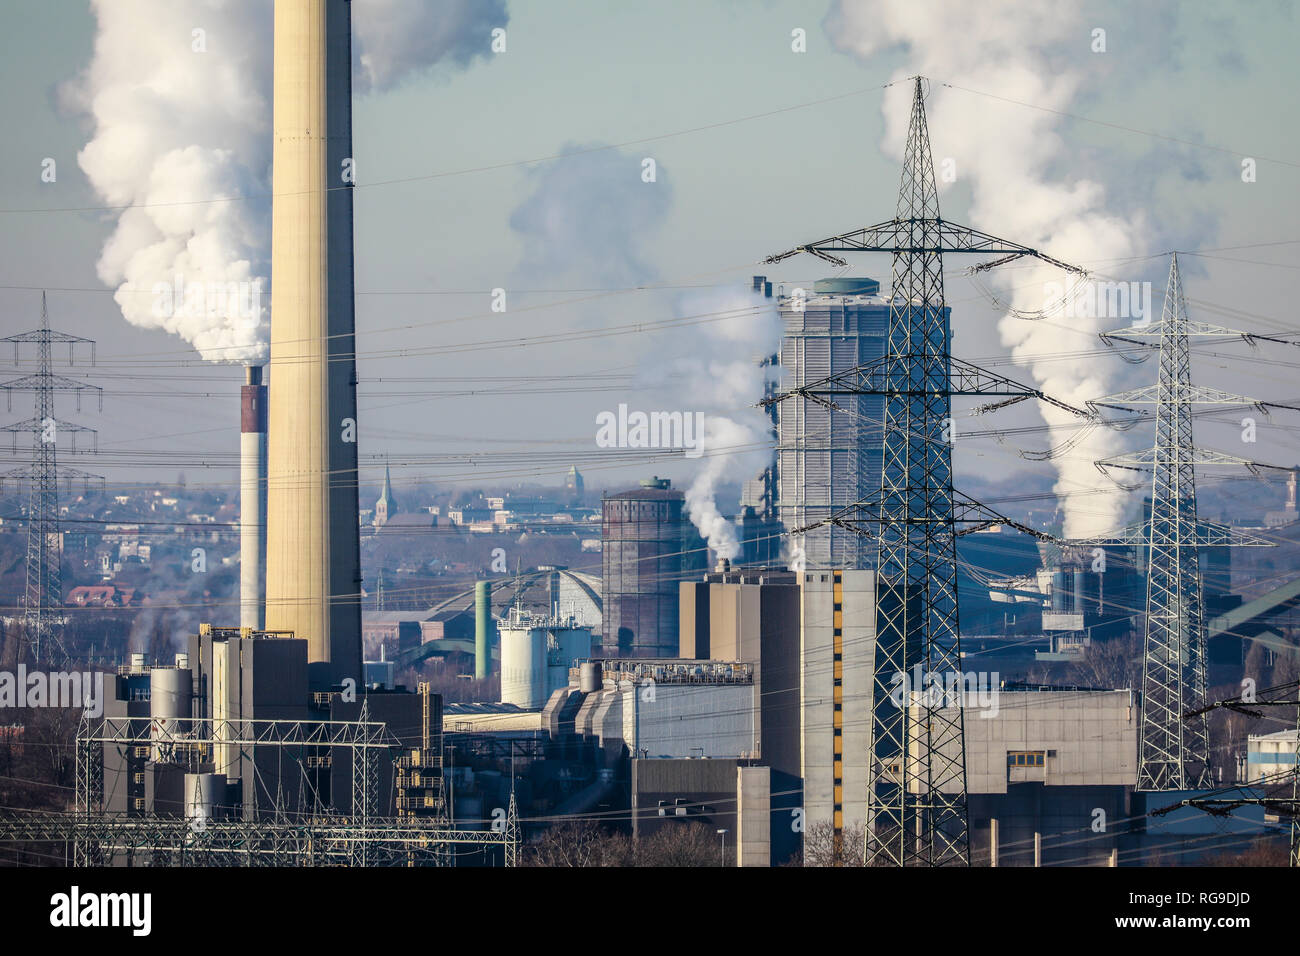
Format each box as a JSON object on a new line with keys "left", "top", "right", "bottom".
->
{"left": 1247, "top": 729, "right": 1300, "bottom": 784}
{"left": 601, "top": 477, "right": 706, "bottom": 657}
{"left": 771, "top": 277, "right": 895, "bottom": 570}
{"left": 525, "top": 560, "right": 1164, "bottom": 866}
{"left": 539, "top": 659, "right": 771, "bottom": 864}
{"left": 957, "top": 688, "right": 1139, "bottom": 866}
{"left": 95, "top": 628, "right": 438, "bottom": 843}
{"left": 679, "top": 564, "right": 801, "bottom": 782}
{"left": 630, "top": 758, "right": 773, "bottom": 867}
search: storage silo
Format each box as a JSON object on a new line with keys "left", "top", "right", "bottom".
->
{"left": 183, "top": 771, "right": 225, "bottom": 827}
{"left": 546, "top": 618, "right": 592, "bottom": 701}
{"left": 150, "top": 666, "right": 192, "bottom": 761}
{"left": 500, "top": 608, "right": 593, "bottom": 709}
{"left": 500, "top": 611, "right": 547, "bottom": 708}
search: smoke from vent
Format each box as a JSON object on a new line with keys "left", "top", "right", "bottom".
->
{"left": 667, "top": 289, "right": 781, "bottom": 560}
{"left": 824, "top": 0, "right": 1155, "bottom": 537}
{"left": 508, "top": 146, "right": 781, "bottom": 557}
{"left": 68, "top": 0, "right": 507, "bottom": 364}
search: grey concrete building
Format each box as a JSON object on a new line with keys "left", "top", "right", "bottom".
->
{"left": 630, "top": 757, "right": 770, "bottom": 867}
{"left": 921, "top": 688, "right": 1139, "bottom": 866}
{"left": 565, "top": 659, "right": 758, "bottom": 761}
{"left": 776, "top": 278, "right": 893, "bottom": 570}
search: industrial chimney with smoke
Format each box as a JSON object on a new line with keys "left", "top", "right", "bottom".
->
{"left": 240, "top": 365, "right": 267, "bottom": 630}
{"left": 264, "top": 0, "right": 363, "bottom": 690}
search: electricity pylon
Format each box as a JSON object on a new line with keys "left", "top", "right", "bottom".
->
{"left": 764, "top": 77, "right": 1087, "bottom": 866}
{"left": 1086, "top": 255, "right": 1296, "bottom": 790}
{"left": 0, "top": 293, "right": 100, "bottom": 664}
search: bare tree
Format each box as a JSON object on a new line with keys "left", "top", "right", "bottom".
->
{"left": 1076, "top": 634, "right": 1142, "bottom": 690}
{"left": 524, "top": 820, "right": 731, "bottom": 867}
{"left": 523, "top": 821, "right": 632, "bottom": 867}
{"left": 801, "top": 821, "right": 866, "bottom": 867}
{"left": 24, "top": 706, "right": 79, "bottom": 795}
{"left": 637, "top": 822, "right": 730, "bottom": 867}
{"left": 1203, "top": 837, "right": 1289, "bottom": 867}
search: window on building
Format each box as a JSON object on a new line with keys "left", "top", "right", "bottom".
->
{"left": 1007, "top": 751, "right": 1045, "bottom": 767}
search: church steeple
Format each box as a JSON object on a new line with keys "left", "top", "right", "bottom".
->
{"left": 374, "top": 458, "right": 399, "bottom": 528}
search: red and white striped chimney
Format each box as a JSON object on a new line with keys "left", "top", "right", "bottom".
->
{"left": 241, "top": 364, "right": 267, "bottom": 630}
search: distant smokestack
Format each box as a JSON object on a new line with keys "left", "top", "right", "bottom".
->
{"left": 475, "top": 580, "right": 491, "bottom": 680}
{"left": 241, "top": 365, "right": 267, "bottom": 630}
{"left": 265, "top": 0, "right": 362, "bottom": 689}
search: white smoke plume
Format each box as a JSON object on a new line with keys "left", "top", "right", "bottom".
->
{"left": 659, "top": 288, "right": 782, "bottom": 560}
{"left": 824, "top": 0, "right": 1152, "bottom": 537}
{"left": 509, "top": 143, "right": 673, "bottom": 290}
{"left": 68, "top": 0, "right": 507, "bottom": 364}
{"left": 353, "top": 0, "right": 508, "bottom": 93}
{"left": 508, "top": 147, "right": 781, "bottom": 559}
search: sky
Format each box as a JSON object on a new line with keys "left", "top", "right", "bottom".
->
{"left": 0, "top": 0, "right": 1296, "bottom": 537}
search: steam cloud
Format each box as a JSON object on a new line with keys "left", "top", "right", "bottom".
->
{"left": 69, "top": 0, "right": 507, "bottom": 364}
{"left": 509, "top": 144, "right": 672, "bottom": 290}
{"left": 665, "top": 288, "right": 781, "bottom": 560}
{"left": 509, "top": 148, "right": 781, "bottom": 559}
{"left": 825, "top": 0, "right": 1153, "bottom": 537}
{"left": 353, "top": 0, "right": 507, "bottom": 93}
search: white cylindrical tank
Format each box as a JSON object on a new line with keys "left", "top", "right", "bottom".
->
{"left": 150, "top": 667, "right": 192, "bottom": 760}
{"left": 500, "top": 621, "right": 547, "bottom": 709}
{"left": 547, "top": 623, "right": 593, "bottom": 701}
{"left": 183, "top": 772, "right": 224, "bottom": 827}
{"left": 579, "top": 661, "right": 601, "bottom": 693}
{"left": 501, "top": 611, "right": 594, "bottom": 709}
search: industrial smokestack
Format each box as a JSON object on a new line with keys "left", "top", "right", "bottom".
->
{"left": 265, "top": 0, "right": 362, "bottom": 690}
{"left": 475, "top": 580, "right": 491, "bottom": 680}
{"left": 240, "top": 365, "right": 267, "bottom": 630}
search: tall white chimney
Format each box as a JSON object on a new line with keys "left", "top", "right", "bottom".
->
{"left": 265, "top": 0, "right": 363, "bottom": 689}
{"left": 240, "top": 364, "right": 267, "bottom": 630}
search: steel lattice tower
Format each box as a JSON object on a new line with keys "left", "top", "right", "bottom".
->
{"left": 872, "top": 81, "right": 966, "bottom": 866}
{"left": 1138, "top": 256, "right": 1211, "bottom": 790}
{"left": 765, "top": 78, "right": 1087, "bottom": 865}
{"left": 1089, "top": 254, "right": 1295, "bottom": 789}
{"left": 0, "top": 294, "right": 99, "bottom": 663}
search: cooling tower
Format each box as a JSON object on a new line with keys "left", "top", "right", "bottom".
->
{"left": 265, "top": 0, "right": 362, "bottom": 689}
{"left": 240, "top": 365, "right": 267, "bottom": 630}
